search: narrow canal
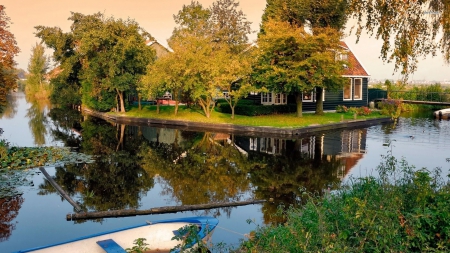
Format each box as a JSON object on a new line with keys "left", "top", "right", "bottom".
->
{"left": 1, "top": 92, "right": 450, "bottom": 252}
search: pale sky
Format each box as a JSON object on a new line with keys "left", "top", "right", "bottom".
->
{"left": 3, "top": 0, "right": 449, "bottom": 82}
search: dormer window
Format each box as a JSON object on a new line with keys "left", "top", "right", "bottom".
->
{"left": 336, "top": 52, "right": 348, "bottom": 61}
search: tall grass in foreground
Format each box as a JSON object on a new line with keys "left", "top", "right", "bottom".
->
{"left": 238, "top": 147, "right": 450, "bottom": 252}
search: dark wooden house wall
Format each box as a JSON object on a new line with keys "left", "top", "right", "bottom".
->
{"left": 301, "top": 77, "right": 369, "bottom": 112}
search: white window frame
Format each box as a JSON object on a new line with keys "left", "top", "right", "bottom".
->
{"left": 302, "top": 92, "right": 314, "bottom": 102}
{"left": 261, "top": 92, "right": 273, "bottom": 104}
{"left": 262, "top": 92, "right": 287, "bottom": 105}
{"left": 343, "top": 79, "right": 352, "bottom": 101}
{"left": 274, "top": 93, "right": 287, "bottom": 105}
{"left": 353, "top": 78, "right": 363, "bottom": 100}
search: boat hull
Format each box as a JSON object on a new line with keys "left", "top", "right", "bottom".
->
{"left": 14, "top": 216, "right": 218, "bottom": 253}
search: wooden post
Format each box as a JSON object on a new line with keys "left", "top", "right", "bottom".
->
{"left": 39, "top": 167, "right": 83, "bottom": 213}
{"left": 67, "top": 199, "right": 265, "bottom": 221}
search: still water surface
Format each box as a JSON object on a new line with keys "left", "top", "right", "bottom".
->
{"left": 1, "top": 92, "right": 450, "bottom": 252}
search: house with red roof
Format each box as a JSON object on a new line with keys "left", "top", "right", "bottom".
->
{"left": 251, "top": 41, "right": 370, "bottom": 112}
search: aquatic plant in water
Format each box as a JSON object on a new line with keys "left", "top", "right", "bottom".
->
{"left": 0, "top": 144, "right": 95, "bottom": 198}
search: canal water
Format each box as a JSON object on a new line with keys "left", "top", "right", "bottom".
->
{"left": 1, "top": 92, "right": 450, "bottom": 252}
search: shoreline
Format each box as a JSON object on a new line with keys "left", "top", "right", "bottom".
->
{"left": 82, "top": 107, "right": 393, "bottom": 138}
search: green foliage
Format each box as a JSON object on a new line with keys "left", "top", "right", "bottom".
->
{"left": 126, "top": 238, "right": 149, "bottom": 253}
{"left": 0, "top": 144, "right": 95, "bottom": 199}
{"left": 0, "top": 146, "right": 94, "bottom": 170}
{"left": 261, "top": 0, "right": 348, "bottom": 33}
{"left": 377, "top": 99, "right": 403, "bottom": 119}
{"left": 81, "top": 81, "right": 117, "bottom": 112}
{"left": 36, "top": 12, "right": 155, "bottom": 112}
{"left": 25, "top": 42, "right": 50, "bottom": 99}
{"left": 390, "top": 83, "right": 450, "bottom": 103}
{"left": 0, "top": 5, "right": 20, "bottom": 112}
{"left": 171, "top": 224, "right": 211, "bottom": 253}
{"left": 156, "top": 0, "right": 253, "bottom": 118}
{"left": 335, "top": 105, "right": 348, "bottom": 113}
{"left": 241, "top": 151, "right": 450, "bottom": 252}
{"left": 35, "top": 25, "right": 82, "bottom": 108}
{"left": 253, "top": 19, "right": 347, "bottom": 117}
{"left": 348, "top": 0, "right": 450, "bottom": 77}
{"left": 336, "top": 105, "right": 372, "bottom": 116}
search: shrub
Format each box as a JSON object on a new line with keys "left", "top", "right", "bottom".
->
{"left": 241, "top": 150, "right": 450, "bottom": 252}
{"left": 357, "top": 106, "right": 372, "bottom": 116}
{"left": 335, "top": 105, "right": 348, "bottom": 113}
{"left": 377, "top": 99, "right": 403, "bottom": 118}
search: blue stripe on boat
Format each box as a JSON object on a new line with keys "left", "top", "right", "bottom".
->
{"left": 96, "top": 239, "right": 127, "bottom": 253}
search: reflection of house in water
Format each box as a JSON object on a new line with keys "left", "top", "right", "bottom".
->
{"left": 236, "top": 129, "right": 367, "bottom": 179}
{"left": 249, "top": 137, "right": 286, "bottom": 155}
{"left": 127, "top": 126, "right": 187, "bottom": 146}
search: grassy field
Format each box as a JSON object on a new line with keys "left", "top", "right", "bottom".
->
{"left": 110, "top": 104, "right": 387, "bottom": 128}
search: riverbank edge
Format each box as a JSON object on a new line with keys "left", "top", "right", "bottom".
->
{"left": 82, "top": 107, "right": 393, "bottom": 137}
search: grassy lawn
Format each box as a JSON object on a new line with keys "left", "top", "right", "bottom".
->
{"left": 110, "top": 104, "right": 387, "bottom": 128}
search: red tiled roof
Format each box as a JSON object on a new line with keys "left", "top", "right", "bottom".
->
{"left": 340, "top": 41, "right": 369, "bottom": 77}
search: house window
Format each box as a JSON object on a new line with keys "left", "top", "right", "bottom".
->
{"left": 302, "top": 92, "right": 314, "bottom": 102}
{"left": 343, "top": 79, "right": 352, "bottom": 100}
{"left": 275, "top": 93, "right": 286, "bottom": 104}
{"left": 262, "top": 92, "right": 286, "bottom": 105}
{"left": 337, "top": 53, "right": 348, "bottom": 61}
{"left": 261, "top": 92, "right": 272, "bottom": 104}
{"left": 354, "top": 78, "right": 362, "bottom": 100}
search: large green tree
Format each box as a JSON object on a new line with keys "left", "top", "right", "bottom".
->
{"left": 36, "top": 12, "right": 155, "bottom": 112}
{"left": 253, "top": 19, "right": 346, "bottom": 117}
{"left": 26, "top": 43, "right": 50, "bottom": 99}
{"left": 258, "top": 0, "right": 349, "bottom": 115}
{"left": 161, "top": 0, "right": 254, "bottom": 118}
{"left": 0, "top": 5, "right": 20, "bottom": 112}
{"left": 35, "top": 26, "right": 82, "bottom": 108}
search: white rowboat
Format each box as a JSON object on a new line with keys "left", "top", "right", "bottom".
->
{"left": 13, "top": 216, "right": 218, "bottom": 253}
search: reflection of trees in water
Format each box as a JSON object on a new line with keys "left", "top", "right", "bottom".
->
{"left": 25, "top": 95, "right": 51, "bottom": 146}
{"left": 37, "top": 117, "right": 154, "bottom": 222}
{"left": 140, "top": 132, "right": 254, "bottom": 217}
{"left": 0, "top": 93, "right": 20, "bottom": 119}
{"left": 48, "top": 108, "right": 83, "bottom": 148}
{"left": 0, "top": 196, "right": 24, "bottom": 242}
{"left": 249, "top": 138, "right": 342, "bottom": 224}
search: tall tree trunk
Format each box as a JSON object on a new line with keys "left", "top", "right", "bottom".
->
{"left": 117, "top": 90, "right": 126, "bottom": 113}
{"left": 138, "top": 94, "right": 142, "bottom": 111}
{"left": 198, "top": 99, "right": 210, "bottom": 118}
{"left": 295, "top": 92, "right": 303, "bottom": 117}
{"left": 173, "top": 90, "right": 179, "bottom": 116}
{"left": 156, "top": 99, "right": 160, "bottom": 114}
{"left": 231, "top": 105, "right": 235, "bottom": 119}
{"left": 315, "top": 87, "right": 324, "bottom": 115}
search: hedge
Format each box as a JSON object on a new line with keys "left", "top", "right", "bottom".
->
{"left": 215, "top": 101, "right": 297, "bottom": 116}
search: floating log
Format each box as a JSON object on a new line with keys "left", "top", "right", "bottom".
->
{"left": 39, "top": 167, "right": 83, "bottom": 213}
{"left": 67, "top": 199, "right": 265, "bottom": 221}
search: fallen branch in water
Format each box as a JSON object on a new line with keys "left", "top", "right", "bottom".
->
{"left": 40, "top": 167, "right": 83, "bottom": 213}
{"left": 66, "top": 199, "right": 265, "bottom": 221}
